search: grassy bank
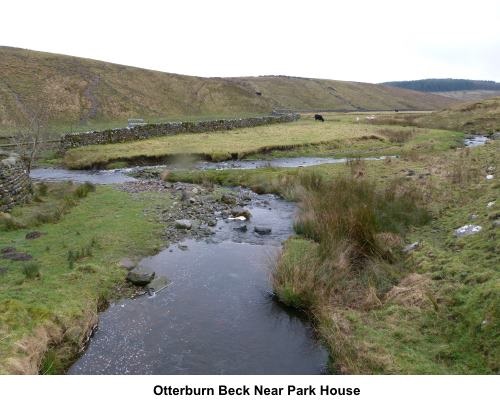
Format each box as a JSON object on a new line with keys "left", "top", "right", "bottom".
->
{"left": 0, "top": 183, "right": 171, "bottom": 374}
{"left": 355, "top": 97, "right": 500, "bottom": 134}
{"left": 63, "top": 117, "right": 462, "bottom": 169}
{"left": 167, "top": 141, "right": 499, "bottom": 374}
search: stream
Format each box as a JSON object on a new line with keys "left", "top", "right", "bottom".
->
{"left": 68, "top": 194, "right": 327, "bottom": 374}
{"left": 30, "top": 156, "right": 393, "bottom": 184}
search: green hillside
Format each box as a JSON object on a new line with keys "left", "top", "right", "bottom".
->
{"left": 0, "top": 46, "right": 453, "bottom": 131}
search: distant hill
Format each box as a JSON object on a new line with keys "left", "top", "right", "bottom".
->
{"left": 0, "top": 47, "right": 454, "bottom": 131}
{"left": 383, "top": 78, "right": 500, "bottom": 93}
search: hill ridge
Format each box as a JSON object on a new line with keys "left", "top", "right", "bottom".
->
{"left": 0, "top": 46, "right": 453, "bottom": 129}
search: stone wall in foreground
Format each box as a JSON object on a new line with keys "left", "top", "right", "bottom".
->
{"left": 60, "top": 113, "right": 300, "bottom": 150}
{"left": 0, "top": 151, "right": 32, "bottom": 212}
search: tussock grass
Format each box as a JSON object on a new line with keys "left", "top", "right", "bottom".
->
{"left": 21, "top": 262, "right": 41, "bottom": 280}
{"left": 272, "top": 143, "right": 499, "bottom": 374}
{"left": 272, "top": 174, "right": 430, "bottom": 310}
{"left": 377, "top": 127, "right": 416, "bottom": 143}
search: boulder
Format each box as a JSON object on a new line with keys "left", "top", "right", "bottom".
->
{"left": 254, "top": 226, "right": 272, "bottom": 235}
{"left": 25, "top": 231, "right": 44, "bottom": 240}
{"left": 454, "top": 224, "right": 482, "bottom": 237}
{"left": 1, "top": 247, "right": 32, "bottom": 261}
{"left": 175, "top": 219, "right": 192, "bottom": 229}
{"left": 402, "top": 242, "right": 419, "bottom": 253}
{"left": 126, "top": 269, "right": 155, "bottom": 286}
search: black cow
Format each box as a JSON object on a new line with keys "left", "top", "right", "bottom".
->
{"left": 314, "top": 114, "right": 324, "bottom": 122}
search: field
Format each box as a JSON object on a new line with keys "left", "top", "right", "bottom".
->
{"left": 63, "top": 113, "right": 463, "bottom": 168}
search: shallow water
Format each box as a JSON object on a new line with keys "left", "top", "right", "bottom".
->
{"left": 68, "top": 194, "right": 328, "bottom": 374}
{"left": 31, "top": 156, "right": 392, "bottom": 184}
{"left": 191, "top": 155, "right": 393, "bottom": 170}
{"left": 464, "top": 135, "right": 489, "bottom": 147}
{"left": 30, "top": 167, "right": 136, "bottom": 184}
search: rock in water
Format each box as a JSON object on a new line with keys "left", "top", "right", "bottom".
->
{"left": 175, "top": 219, "right": 192, "bottom": 229}
{"left": 126, "top": 270, "right": 155, "bottom": 286}
{"left": 148, "top": 276, "right": 170, "bottom": 294}
{"left": 254, "top": 226, "right": 272, "bottom": 235}
{"left": 233, "top": 224, "right": 247, "bottom": 232}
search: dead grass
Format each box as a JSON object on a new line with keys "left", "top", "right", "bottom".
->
{"left": 384, "top": 273, "right": 433, "bottom": 309}
{"left": 5, "top": 306, "right": 98, "bottom": 374}
{"left": 377, "top": 127, "right": 416, "bottom": 143}
{"left": 271, "top": 172, "right": 431, "bottom": 317}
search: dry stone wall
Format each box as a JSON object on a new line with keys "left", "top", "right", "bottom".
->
{"left": 60, "top": 113, "right": 300, "bottom": 150}
{"left": 0, "top": 150, "right": 32, "bottom": 212}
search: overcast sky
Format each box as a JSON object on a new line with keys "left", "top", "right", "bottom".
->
{"left": 2, "top": 0, "right": 500, "bottom": 82}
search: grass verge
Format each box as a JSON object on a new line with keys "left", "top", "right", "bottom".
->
{"left": 0, "top": 183, "right": 171, "bottom": 374}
